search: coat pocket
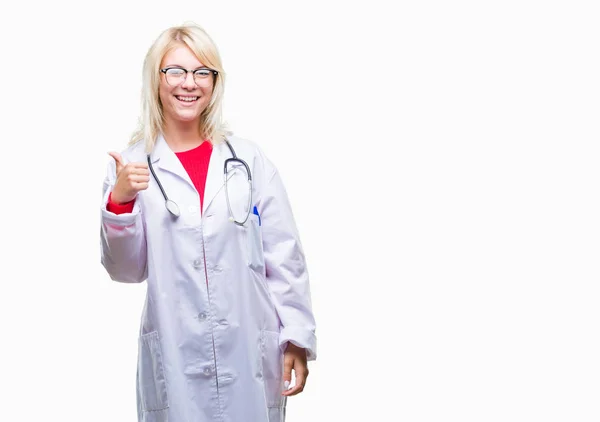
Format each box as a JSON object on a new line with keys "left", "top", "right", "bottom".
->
{"left": 246, "top": 214, "right": 265, "bottom": 272}
{"left": 137, "top": 331, "right": 169, "bottom": 412}
{"left": 260, "top": 330, "right": 284, "bottom": 408}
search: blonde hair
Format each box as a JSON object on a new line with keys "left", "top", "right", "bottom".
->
{"left": 129, "top": 22, "right": 230, "bottom": 152}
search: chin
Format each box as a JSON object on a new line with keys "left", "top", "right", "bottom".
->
{"left": 173, "top": 109, "right": 202, "bottom": 122}
{"left": 177, "top": 114, "right": 201, "bottom": 122}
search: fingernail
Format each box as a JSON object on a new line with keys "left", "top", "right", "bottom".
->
{"left": 284, "top": 380, "right": 290, "bottom": 389}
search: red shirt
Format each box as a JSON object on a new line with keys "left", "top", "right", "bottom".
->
{"left": 107, "top": 141, "right": 213, "bottom": 214}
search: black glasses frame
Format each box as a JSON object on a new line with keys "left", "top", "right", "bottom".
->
{"left": 160, "top": 66, "right": 218, "bottom": 85}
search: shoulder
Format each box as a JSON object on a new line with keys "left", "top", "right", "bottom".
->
{"left": 222, "top": 134, "right": 271, "bottom": 165}
{"left": 221, "top": 134, "right": 263, "bottom": 157}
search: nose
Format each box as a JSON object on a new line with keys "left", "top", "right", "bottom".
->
{"left": 181, "top": 71, "right": 197, "bottom": 89}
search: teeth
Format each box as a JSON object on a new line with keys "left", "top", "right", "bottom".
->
{"left": 177, "top": 96, "right": 198, "bottom": 102}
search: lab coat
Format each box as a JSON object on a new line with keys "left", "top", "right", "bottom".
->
{"left": 100, "top": 134, "right": 316, "bottom": 422}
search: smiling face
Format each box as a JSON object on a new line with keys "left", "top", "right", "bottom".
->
{"left": 159, "top": 44, "right": 215, "bottom": 127}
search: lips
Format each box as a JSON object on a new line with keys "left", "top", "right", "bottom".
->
{"left": 175, "top": 95, "right": 199, "bottom": 103}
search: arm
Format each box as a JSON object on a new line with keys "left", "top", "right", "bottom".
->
{"left": 100, "top": 156, "right": 148, "bottom": 283}
{"left": 259, "top": 169, "right": 317, "bottom": 361}
{"left": 106, "top": 191, "right": 135, "bottom": 214}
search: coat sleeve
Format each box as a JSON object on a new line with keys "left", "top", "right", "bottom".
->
{"left": 99, "top": 157, "right": 148, "bottom": 283}
{"left": 259, "top": 168, "right": 317, "bottom": 361}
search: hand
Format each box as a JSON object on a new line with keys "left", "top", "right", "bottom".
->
{"left": 282, "top": 342, "right": 309, "bottom": 397}
{"left": 108, "top": 152, "right": 150, "bottom": 204}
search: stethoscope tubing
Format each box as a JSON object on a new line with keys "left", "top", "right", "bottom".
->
{"left": 147, "top": 139, "right": 252, "bottom": 224}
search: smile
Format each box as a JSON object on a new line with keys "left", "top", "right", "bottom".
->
{"left": 176, "top": 96, "right": 199, "bottom": 103}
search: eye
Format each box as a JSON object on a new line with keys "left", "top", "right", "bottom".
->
{"left": 166, "top": 68, "right": 185, "bottom": 76}
{"left": 194, "top": 69, "right": 212, "bottom": 77}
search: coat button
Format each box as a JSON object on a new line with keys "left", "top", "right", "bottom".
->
{"left": 193, "top": 259, "right": 202, "bottom": 268}
{"left": 198, "top": 312, "right": 207, "bottom": 320}
{"left": 203, "top": 366, "right": 212, "bottom": 376}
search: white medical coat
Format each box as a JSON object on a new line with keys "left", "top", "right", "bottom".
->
{"left": 100, "top": 134, "right": 317, "bottom": 422}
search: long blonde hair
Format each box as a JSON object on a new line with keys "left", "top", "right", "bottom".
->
{"left": 129, "top": 22, "right": 229, "bottom": 152}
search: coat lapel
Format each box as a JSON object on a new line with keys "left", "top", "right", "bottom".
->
{"left": 203, "top": 139, "right": 247, "bottom": 216}
{"left": 149, "top": 134, "right": 196, "bottom": 192}
{"left": 202, "top": 140, "right": 227, "bottom": 215}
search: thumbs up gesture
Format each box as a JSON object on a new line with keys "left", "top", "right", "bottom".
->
{"left": 108, "top": 152, "right": 150, "bottom": 204}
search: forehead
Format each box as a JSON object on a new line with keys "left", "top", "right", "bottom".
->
{"left": 161, "top": 44, "right": 204, "bottom": 68}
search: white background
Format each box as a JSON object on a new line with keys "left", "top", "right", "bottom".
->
{"left": 0, "top": 1, "right": 598, "bottom": 421}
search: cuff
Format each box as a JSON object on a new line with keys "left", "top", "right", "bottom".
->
{"left": 101, "top": 190, "right": 140, "bottom": 227}
{"left": 279, "top": 326, "right": 317, "bottom": 361}
{"left": 107, "top": 192, "right": 135, "bottom": 214}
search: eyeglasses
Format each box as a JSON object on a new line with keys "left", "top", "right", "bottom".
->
{"left": 160, "top": 67, "right": 218, "bottom": 86}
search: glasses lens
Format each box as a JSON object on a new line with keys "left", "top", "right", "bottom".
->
{"left": 165, "top": 68, "right": 185, "bottom": 86}
{"left": 194, "top": 69, "right": 214, "bottom": 83}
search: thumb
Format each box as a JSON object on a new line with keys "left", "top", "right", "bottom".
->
{"left": 108, "top": 151, "right": 124, "bottom": 173}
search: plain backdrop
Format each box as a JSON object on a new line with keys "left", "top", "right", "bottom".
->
{"left": 0, "top": 1, "right": 599, "bottom": 421}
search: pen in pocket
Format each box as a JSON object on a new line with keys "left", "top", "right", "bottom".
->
{"left": 252, "top": 206, "right": 261, "bottom": 226}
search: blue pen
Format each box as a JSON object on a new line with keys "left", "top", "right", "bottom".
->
{"left": 253, "top": 206, "right": 261, "bottom": 226}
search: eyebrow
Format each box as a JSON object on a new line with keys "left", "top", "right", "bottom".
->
{"left": 162, "top": 64, "right": 208, "bottom": 70}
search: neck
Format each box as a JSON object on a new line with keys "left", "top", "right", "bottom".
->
{"left": 163, "top": 119, "right": 206, "bottom": 152}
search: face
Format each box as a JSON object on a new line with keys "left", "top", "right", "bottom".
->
{"left": 159, "top": 45, "right": 215, "bottom": 126}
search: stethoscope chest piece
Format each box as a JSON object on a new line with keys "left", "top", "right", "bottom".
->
{"left": 165, "top": 199, "right": 180, "bottom": 217}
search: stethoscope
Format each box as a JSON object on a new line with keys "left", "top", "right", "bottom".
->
{"left": 147, "top": 139, "right": 253, "bottom": 225}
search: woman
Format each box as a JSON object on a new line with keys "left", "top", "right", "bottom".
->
{"left": 100, "top": 22, "right": 316, "bottom": 422}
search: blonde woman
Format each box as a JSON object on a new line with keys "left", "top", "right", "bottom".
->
{"left": 100, "top": 22, "right": 316, "bottom": 422}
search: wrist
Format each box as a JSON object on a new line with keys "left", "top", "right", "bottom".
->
{"left": 109, "top": 191, "right": 134, "bottom": 205}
